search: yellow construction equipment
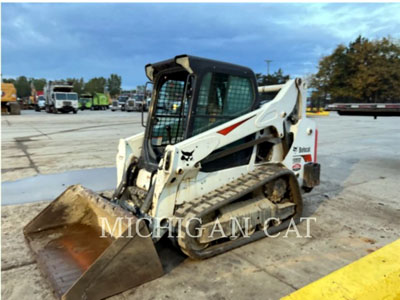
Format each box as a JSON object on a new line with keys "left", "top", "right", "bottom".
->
{"left": 1, "top": 82, "right": 21, "bottom": 115}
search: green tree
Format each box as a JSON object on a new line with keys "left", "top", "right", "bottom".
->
{"left": 84, "top": 77, "right": 107, "bottom": 95}
{"left": 66, "top": 78, "right": 85, "bottom": 95}
{"left": 107, "top": 74, "right": 121, "bottom": 97}
{"left": 30, "top": 78, "right": 47, "bottom": 91}
{"left": 2, "top": 78, "right": 16, "bottom": 84}
{"left": 136, "top": 85, "right": 145, "bottom": 94}
{"left": 14, "top": 76, "right": 31, "bottom": 98}
{"left": 256, "top": 69, "right": 290, "bottom": 102}
{"left": 311, "top": 36, "right": 400, "bottom": 103}
{"left": 256, "top": 69, "right": 290, "bottom": 86}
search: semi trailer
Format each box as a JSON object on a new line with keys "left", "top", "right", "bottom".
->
{"left": 326, "top": 103, "right": 400, "bottom": 119}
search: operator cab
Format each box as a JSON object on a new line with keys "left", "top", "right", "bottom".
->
{"left": 141, "top": 55, "right": 260, "bottom": 171}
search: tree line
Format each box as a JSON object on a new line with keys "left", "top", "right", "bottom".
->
{"left": 254, "top": 36, "right": 400, "bottom": 106}
{"left": 4, "top": 36, "right": 398, "bottom": 105}
{"left": 256, "top": 68, "right": 290, "bottom": 86}
{"left": 2, "top": 74, "right": 122, "bottom": 99}
{"left": 4, "top": 70, "right": 291, "bottom": 100}
{"left": 310, "top": 36, "right": 400, "bottom": 105}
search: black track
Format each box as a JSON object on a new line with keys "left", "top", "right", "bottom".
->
{"left": 175, "top": 163, "right": 303, "bottom": 259}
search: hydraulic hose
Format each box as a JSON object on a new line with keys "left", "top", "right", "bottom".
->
{"left": 140, "top": 181, "right": 156, "bottom": 213}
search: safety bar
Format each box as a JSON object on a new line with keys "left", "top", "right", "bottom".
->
{"left": 258, "top": 84, "right": 285, "bottom": 93}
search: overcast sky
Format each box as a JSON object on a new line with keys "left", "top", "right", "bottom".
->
{"left": 2, "top": 3, "right": 400, "bottom": 89}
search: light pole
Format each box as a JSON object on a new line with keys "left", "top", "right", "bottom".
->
{"left": 264, "top": 59, "right": 272, "bottom": 75}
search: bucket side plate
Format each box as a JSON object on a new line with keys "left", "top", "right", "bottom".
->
{"left": 23, "top": 185, "right": 164, "bottom": 300}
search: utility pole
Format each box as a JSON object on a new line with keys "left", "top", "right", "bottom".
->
{"left": 264, "top": 59, "right": 272, "bottom": 75}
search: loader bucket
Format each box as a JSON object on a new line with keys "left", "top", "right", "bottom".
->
{"left": 23, "top": 185, "right": 163, "bottom": 300}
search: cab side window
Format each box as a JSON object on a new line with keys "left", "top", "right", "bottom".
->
{"left": 192, "top": 72, "right": 254, "bottom": 135}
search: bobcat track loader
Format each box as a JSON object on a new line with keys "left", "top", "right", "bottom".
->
{"left": 24, "top": 55, "right": 320, "bottom": 299}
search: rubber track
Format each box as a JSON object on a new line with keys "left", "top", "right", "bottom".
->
{"left": 175, "top": 163, "right": 303, "bottom": 259}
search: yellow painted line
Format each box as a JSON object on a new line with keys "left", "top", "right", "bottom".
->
{"left": 306, "top": 111, "right": 330, "bottom": 116}
{"left": 282, "top": 239, "right": 400, "bottom": 300}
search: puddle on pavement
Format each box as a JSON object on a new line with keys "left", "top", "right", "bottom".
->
{"left": 1, "top": 167, "right": 116, "bottom": 205}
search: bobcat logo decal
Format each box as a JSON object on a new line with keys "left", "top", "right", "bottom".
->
{"left": 181, "top": 150, "right": 194, "bottom": 161}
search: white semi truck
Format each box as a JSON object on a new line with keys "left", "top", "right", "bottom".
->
{"left": 44, "top": 81, "right": 78, "bottom": 114}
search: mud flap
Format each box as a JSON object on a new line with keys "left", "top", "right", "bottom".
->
{"left": 303, "top": 162, "right": 320, "bottom": 188}
{"left": 23, "top": 185, "right": 163, "bottom": 300}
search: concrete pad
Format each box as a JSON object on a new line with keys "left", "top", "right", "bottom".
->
{"left": 2, "top": 111, "right": 400, "bottom": 299}
{"left": 1, "top": 202, "right": 48, "bottom": 270}
{"left": 2, "top": 156, "right": 32, "bottom": 170}
{"left": 344, "top": 177, "right": 400, "bottom": 203}
{"left": 2, "top": 168, "right": 116, "bottom": 205}
{"left": 282, "top": 239, "right": 400, "bottom": 300}
{"left": 1, "top": 264, "right": 56, "bottom": 300}
{"left": 34, "top": 152, "right": 116, "bottom": 175}
{"left": 2, "top": 168, "right": 38, "bottom": 182}
{"left": 2, "top": 110, "right": 144, "bottom": 182}
{"left": 1, "top": 201, "right": 294, "bottom": 300}
{"left": 122, "top": 252, "right": 295, "bottom": 300}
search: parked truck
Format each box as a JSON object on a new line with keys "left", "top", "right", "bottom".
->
{"left": 126, "top": 93, "right": 148, "bottom": 112}
{"left": 44, "top": 81, "right": 78, "bottom": 114}
{"left": 112, "top": 94, "right": 129, "bottom": 111}
{"left": 78, "top": 93, "right": 93, "bottom": 110}
{"left": 1, "top": 82, "right": 21, "bottom": 115}
{"left": 92, "top": 92, "right": 109, "bottom": 110}
{"left": 35, "top": 95, "right": 46, "bottom": 112}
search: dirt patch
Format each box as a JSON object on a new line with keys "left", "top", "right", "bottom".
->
{"left": 360, "top": 237, "right": 377, "bottom": 244}
{"left": 1, "top": 264, "right": 56, "bottom": 300}
{"left": 1, "top": 202, "right": 49, "bottom": 270}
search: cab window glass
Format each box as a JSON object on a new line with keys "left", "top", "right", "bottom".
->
{"left": 55, "top": 93, "right": 67, "bottom": 100}
{"left": 193, "top": 72, "right": 254, "bottom": 135}
{"left": 151, "top": 78, "right": 187, "bottom": 146}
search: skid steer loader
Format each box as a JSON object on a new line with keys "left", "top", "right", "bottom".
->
{"left": 24, "top": 55, "right": 320, "bottom": 299}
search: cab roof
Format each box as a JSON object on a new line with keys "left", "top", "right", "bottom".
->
{"left": 145, "top": 54, "right": 255, "bottom": 81}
